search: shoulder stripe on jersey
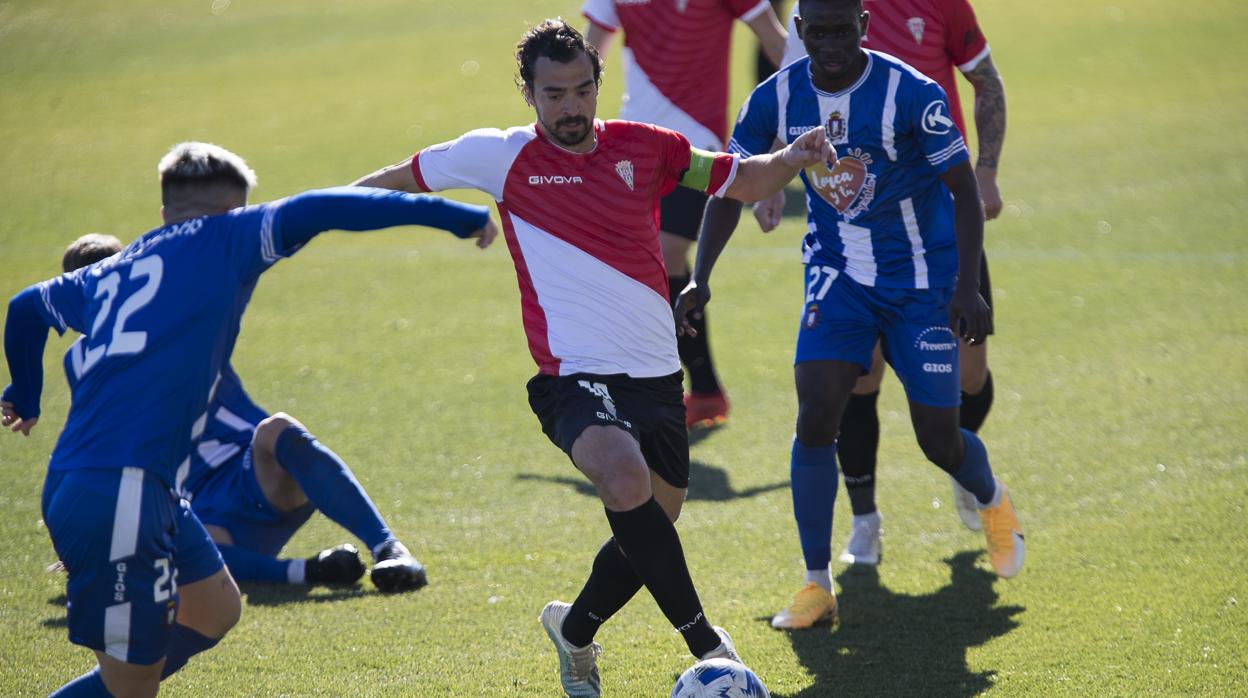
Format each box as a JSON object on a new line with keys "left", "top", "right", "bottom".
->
{"left": 958, "top": 44, "right": 992, "bottom": 74}
{"left": 214, "top": 405, "right": 256, "bottom": 433}
{"left": 727, "top": 137, "right": 753, "bottom": 157}
{"left": 109, "top": 467, "right": 144, "bottom": 562}
{"left": 38, "top": 282, "right": 68, "bottom": 332}
{"left": 900, "top": 197, "right": 929, "bottom": 290}
{"left": 882, "top": 69, "right": 901, "bottom": 162}
{"left": 259, "top": 204, "right": 280, "bottom": 264}
{"left": 927, "top": 138, "right": 968, "bottom": 166}
{"left": 775, "top": 69, "right": 790, "bottom": 146}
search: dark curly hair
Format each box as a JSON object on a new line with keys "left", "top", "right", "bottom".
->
{"left": 515, "top": 19, "right": 602, "bottom": 91}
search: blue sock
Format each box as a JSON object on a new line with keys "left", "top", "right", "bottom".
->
{"left": 219, "top": 544, "right": 293, "bottom": 584}
{"left": 51, "top": 668, "right": 113, "bottom": 697}
{"left": 275, "top": 425, "right": 393, "bottom": 553}
{"left": 953, "top": 429, "right": 997, "bottom": 505}
{"left": 160, "top": 623, "right": 220, "bottom": 679}
{"left": 790, "top": 438, "right": 840, "bottom": 571}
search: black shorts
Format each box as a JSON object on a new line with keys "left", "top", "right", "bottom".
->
{"left": 526, "top": 371, "right": 690, "bottom": 488}
{"left": 659, "top": 186, "right": 709, "bottom": 241}
{"left": 979, "top": 253, "right": 994, "bottom": 336}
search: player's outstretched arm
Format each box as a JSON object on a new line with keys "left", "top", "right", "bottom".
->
{"left": 941, "top": 160, "right": 992, "bottom": 344}
{"left": 275, "top": 187, "right": 496, "bottom": 253}
{"left": 352, "top": 158, "right": 423, "bottom": 194}
{"left": 723, "top": 126, "right": 833, "bottom": 203}
{"left": 674, "top": 196, "right": 745, "bottom": 337}
{"left": 2, "top": 286, "right": 53, "bottom": 435}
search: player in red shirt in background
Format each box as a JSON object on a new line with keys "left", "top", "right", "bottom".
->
{"left": 583, "top": 0, "right": 789, "bottom": 428}
{"left": 760, "top": 0, "right": 1009, "bottom": 564}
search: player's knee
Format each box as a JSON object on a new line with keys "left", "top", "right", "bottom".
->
{"left": 796, "top": 397, "right": 840, "bottom": 446}
{"left": 253, "top": 412, "right": 303, "bottom": 463}
{"left": 210, "top": 574, "right": 243, "bottom": 637}
{"left": 594, "top": 462, "right": 652, "bottom": 512}
{"left": 916, "top": 428, "right": 961, "bottom": 472}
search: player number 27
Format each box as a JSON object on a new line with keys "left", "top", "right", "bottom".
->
{"left": 806, "top": 265, "right": 839, "bottom": 303}
{"left": 79, "top": 255, "right": 164, "bottom": 376}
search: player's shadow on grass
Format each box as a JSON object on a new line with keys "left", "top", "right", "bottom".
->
{"left": 240, "top": 583, "right": 372, "bottom": 607}
{"left": 42, "top": 593, "right": 69, "bottom": 628}
{"left": 516, "top": 459, "right": 787, "bottom": 503}
{"left": 772, "top": 551, "right": 1024, "bottom": 698}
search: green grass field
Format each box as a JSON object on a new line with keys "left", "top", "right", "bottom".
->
{"left": 2, "top": 0, "right": 1246, "bottom": 695}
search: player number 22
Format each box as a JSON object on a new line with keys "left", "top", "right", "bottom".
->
{"left": 80, "top": 255, "right": 164, "bottom": 376}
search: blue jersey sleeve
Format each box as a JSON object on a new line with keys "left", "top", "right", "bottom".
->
{"left": 906, "top": 78, "right": 970, "bottom": 175}
{"left": 729, "top": 78, "right": 781, "bottom": 158}
{"left": 222, "top": 187, "right": 491, "bottom": 279}
{"left": 3, "top": 284, "right": 66, "bottom": 419}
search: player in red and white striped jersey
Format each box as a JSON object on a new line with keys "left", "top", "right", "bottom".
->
{"left": 583, "top": 0, "right": 789, "bottom": 427}
{"left": 354, "top": 20, "right": 831, "bottom": 696}
{"left": 770, "top": 0, "right": 1009, "bottom": 566}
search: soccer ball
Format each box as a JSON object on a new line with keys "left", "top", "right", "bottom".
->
{"left": 671, "top": 658, "right": 770, "bottom": 698}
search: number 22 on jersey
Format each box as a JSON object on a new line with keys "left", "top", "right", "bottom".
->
{"left": 70, "top": 255, "right": 164, "bottom": 379}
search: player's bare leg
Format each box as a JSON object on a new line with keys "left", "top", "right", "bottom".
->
{"left": 92, "top": 650, "right": 164, "bottom": 698}
{"left": 773, "top": 360, "right": 860, "bottom": 629}
{"left": 664, "top": 232, "right": 728, "bottom": 427}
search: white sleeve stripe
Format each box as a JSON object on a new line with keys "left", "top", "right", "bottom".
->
{"left": 712, "top": 156, "right": 740, "bottom": 199}
{"left": 728, "top": 138, "right": 754, "bottom": 157}
{"left": 927, "top": 145, "right": 969, "bottom": 167}
{"left": 739, "top": 0, "right": 770, "bottom": 22}
{"left": 926, "top": 138, "right": 967, "bottom": 163}
{"left": 259, "top": 204, "right": 280, "bottom": 264}
{"left": 957, "top": 44, "right": 992, "bottom": 73}
{"left": 39, "top": 283, "right": 67, "bottom": 332}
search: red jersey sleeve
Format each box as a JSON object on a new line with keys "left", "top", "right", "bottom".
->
{"left": 726, "top": 0, "right": 771, "bottom": 22}
{"left": 943, "top": 0, "right": 990, "bottom": 72}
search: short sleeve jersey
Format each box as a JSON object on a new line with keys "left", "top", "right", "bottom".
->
{"left": 40, "top": 204, "right": 288, "bottom": 487}
{"left": 413, "top": 119, "right": 737, "bottom": 377}
{"left": 731, "top": 52, "right": 968, "bottom": 289}
{"left": 781, "top": 0, "right": 990, "bottom": 134}
{"left": 583, "top": 0, "right": 772, "bottom": 149}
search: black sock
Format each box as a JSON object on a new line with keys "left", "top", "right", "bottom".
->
{"left": 838, "top": 391, "right": 880, "bottom": 516}
{"left": 561, "top": 538, "right": 643, "bottom": 647}
{"left": 960, "top": 371, "right": 994, "bottom": 433}
{"left": 604, "top": 497, "right": 720, "bottom": 658}
{"left": 669, "top": 274, "right": 721, "bottom": 395}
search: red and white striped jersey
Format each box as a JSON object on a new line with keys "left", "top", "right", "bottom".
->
{"left": 413, "top": 119, "right": 737, "bottom": 377}
{"left": 584, "top": 0, "right": 772, "bottom": 150}
{"left": 782, "top": 0, "right": 990, "bottom": 134}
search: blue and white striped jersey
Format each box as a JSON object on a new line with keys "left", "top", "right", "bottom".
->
{"left": 730, "top": 51, "right": 969, "bottom": 289}
{"left": 180, "top": 364, "right": 268, "bottom": 497}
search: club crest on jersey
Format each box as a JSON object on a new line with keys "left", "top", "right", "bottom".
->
{"left": 804, "top": 304, "right": 820, "bottom": 329}
{"left": 804, "top": 147, "right": 876, "bottom": 219}
{"left": 824, "top": 111, "right": 847, "bottom": 143}
{"left": 615, "top": 160, "right": 635, "bottom": 191}
{"left": 907, "top": 17, "right": 926, "bottom": 44}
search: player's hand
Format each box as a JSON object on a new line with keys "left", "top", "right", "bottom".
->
{"left": 674, "top": 280, "right": 711, "bottom": 337}
{"left": 469, "top": 219, "right": 499, "bottom": 249}
{"left": 948, "top": 286, "right": 992, "bottom": 346}
{"left": 976, "top": 166, "right": 1003, "bottom": 220}
{"left": 1, "top": 400, "right": 38, "bottom": 436}
{"left": 752, "top": 190, "right": 785, "bottom": 233}
{"left": 782, "top": 127, "right": 836, "bottom": 170}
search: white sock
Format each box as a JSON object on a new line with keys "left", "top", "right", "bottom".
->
{"left": 286, "top": 558, "right": 306, "bottom": 585}
{"left": 852, "top": 511, "right": 881, "bottom": 527}
{"left": 804, "top": 568, "right": 832, "bottom": 592}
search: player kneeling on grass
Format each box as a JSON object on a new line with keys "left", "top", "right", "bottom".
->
{"left": 3, "top": 141, "right": 493, "bottom": 697}
{"left": 61, "top": 235, "right": 435, "bottom": 593}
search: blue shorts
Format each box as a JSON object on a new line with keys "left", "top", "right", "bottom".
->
{"left": 190, "top": 447, "right": 313, "bottom": 558}
{"left": 795, "top": 265, "right": 961, "bottom": 408}
{"left": 43, "top": 467, "right": 224, "bottom": 665}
